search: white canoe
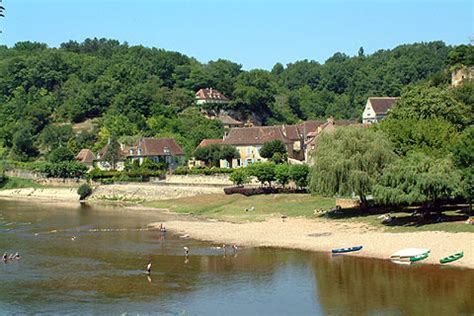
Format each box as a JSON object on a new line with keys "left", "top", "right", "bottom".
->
{"left": 391, "top": 248, "right": 430, "bottom": 259}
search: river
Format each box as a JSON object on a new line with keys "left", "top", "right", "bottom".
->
{"left": 0, "top": 200, "right": 472, "bottom": 315}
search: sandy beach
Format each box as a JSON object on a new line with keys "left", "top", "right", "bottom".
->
{"left": 153, "top": 217, "right": 474, "bottom": 269}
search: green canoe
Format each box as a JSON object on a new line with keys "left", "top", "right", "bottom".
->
{"left": 410, "top": 252, "right": 429, "bottom": 262}
{"left": 440, "top": 252, "right": 464, "bottom": 264}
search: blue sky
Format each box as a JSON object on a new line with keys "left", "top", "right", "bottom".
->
{"left": 0, "top": 0, "right": 472, "bottom": 69}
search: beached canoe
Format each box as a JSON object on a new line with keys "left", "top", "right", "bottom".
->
{"left": 332, "top": 246, "right": 363, "bottom": 254}
{"left": 440, "top": 252, "right": 464, "bottom": 264}
{"left": 410, "top": 252, "right": 429, "bottom": 262}
{"left": 391, "top": 248, "right": 430, "bottom": 260}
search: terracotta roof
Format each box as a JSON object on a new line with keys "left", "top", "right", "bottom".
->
{"left": 75, "top": 149, "right": 96, "bottom": 164}
{"left": 368, "top": 97, "right": 398, "bottom": 115}
{"left": 135, "top": 138, "right": 184, "bottom": 156}
{"left": 197, "top": 138, "right": 224, "bottom": 148}
{"left": 217, "top": 114, "right": 243, "bottom": 126}
{"left": 298, "top": 120, "right": 327, "bottom": 135}
{"left": 97, "top": 143, "right": 127, "bottom": 160}
{"left": 196, "top": 88, "right": 229, "bottom": 101}
{"left": 223, "top": 126, "right": 292, "bottom": 146}
{"left": 281, "top": 125, "right": 301, "bottom": 141}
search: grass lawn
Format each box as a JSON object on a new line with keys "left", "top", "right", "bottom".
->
{"left": 145, "top": 193, "right": 336, "bottom": 222}
{"left": 145, "top": 193, "right": 474, "bottom": 233}
{"left": 0, "top": 176, "right": 43, "bottom": 190}
{"left": 328, "top": 209, "right": 474, "bottom": 233}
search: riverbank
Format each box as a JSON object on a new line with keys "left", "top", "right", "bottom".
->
{"left": 151, "top": 216, "right": 474, "bottom": 269}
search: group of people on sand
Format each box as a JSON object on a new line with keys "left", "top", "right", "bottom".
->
{"left": 158, "top": 224, "right": 167, "bottom": 233}
{"left": 3, "top": 252, "right": 20, "bottom": 262}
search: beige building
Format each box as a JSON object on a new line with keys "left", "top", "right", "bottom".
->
{"left": 362, "top": 97, "right": 398, "bottom": 124}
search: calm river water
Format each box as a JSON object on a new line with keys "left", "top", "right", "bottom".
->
{"left": 0, "top": 200, "right": 473, "bottom": 315}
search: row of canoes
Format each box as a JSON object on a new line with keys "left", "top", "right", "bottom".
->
{"left": 331, "top": 246, "right": 464, "bottom": 265}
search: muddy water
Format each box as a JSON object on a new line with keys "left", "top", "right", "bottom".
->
{"left": 0, "top": 200, "right": 472, "bottom": 315}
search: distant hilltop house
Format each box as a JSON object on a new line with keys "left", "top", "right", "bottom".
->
{"left": 195, "top": 88, "right": 229, "bottom": 105}
{"left": 362, "top": 97, "right": 398, "bottom": 124}
{"left": 94, "top": 137, "right": 184, "bottom": 171}
{"left": 451, "top": 66, "right": 474, "bottom": 87}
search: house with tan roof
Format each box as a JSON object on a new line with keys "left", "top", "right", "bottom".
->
{"left": 128, "top": 138, "right": 184, "bottom": 170}
{"left": 95, "top": 137, "right": 184, "bottom": 171}
{"left": 75, "top": 149, "right": 96, "bottom": 168}
{"left": 362, "top": 97, "right": 398, "bottom": 124}
{"left": 195, "top": 88, "right": 229, "bottom": 105}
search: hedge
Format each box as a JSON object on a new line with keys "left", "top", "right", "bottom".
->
{"left": 174, "top": 167, "right": 233, "bottom": 175}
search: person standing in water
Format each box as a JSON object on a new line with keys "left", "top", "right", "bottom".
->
{"left": 146, "top": 260, "right": 152, "bottom": 274}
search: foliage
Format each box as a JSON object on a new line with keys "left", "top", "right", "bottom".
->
{"left": 77, "top": 183, "right": 93, "bottom": 200}
{"left": 289, "top": 164, "right": 310, "bottom": 188}
{"left": 0, "top": 176, "right": 43, "bottom": 190}
{"left": 259, "top": 140, "right": 287, "bottom": 163}
{"left": 140, "top": 158, "right": 168, "bottom": 171}
{"left": 87, "top": 168, "right": 165, "bottom": 182}
{"left": 447, "top": 44, "right": 474, "bottom": 68}
{"left": 373, "top": 152, "right": 461, "bottom": 208}
{"left": 101, "top": 137, "right": 121, "bottom": 170}
{"left": 250, "top": 162, "right": 276, "bottom": 187}
{"left": 194, "top": 144, "right": 239, "bottom": 167}
{"left": 379, "top": 118, "right": 459, "bottom": 157}
{"left": 48, "top": 146, "right": 75, "bottom": 163}
{"left": 387, "top": 85, "right": 470, "bottom": 129}
{"left": 275, "top": 163, "right": 290, "bottom": 186}
{"left": 309, "top": 127, "right": 395, "bottom": 206}
{"left": 40, "top": 161, "right": 88, "bottom": 178}
{"left": 452, "top": 126, "right": 474, "bottom": 206}
{"left": 229, "top": 168, "right": 250, "bottom": 186}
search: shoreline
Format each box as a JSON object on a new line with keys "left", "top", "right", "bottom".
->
{"left": 1, "top": 188, "right": 473, "bottom": 269}
{"left": 150, "top": 217, "right": 474, "bottom": 269}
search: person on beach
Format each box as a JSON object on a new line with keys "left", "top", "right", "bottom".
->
{"left": 232, "top": 244, "right": 238, "bottom": 253}
{"left": 223, "top": 244, "right": 226, "bottom": 252}
{"left": 183, "top": 246, "right": 189, "bottom": 256}
{"left": 146, "top": 260, "right": 152, "bottom": 274}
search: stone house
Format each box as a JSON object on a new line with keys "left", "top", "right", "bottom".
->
{"left": 195, "top": 88, "right": 229, "bottom": 105}
{"left": 362, "top": 97, "right": 398, "bottom": 124}
{"left": 451, "top": 66, "right": 474, "bottom": 87}
{"left": 188, "top": 138, "right": 224, "bottom": 168}
{"left": 75, "top": 149, "right": 96, "bottom": 169}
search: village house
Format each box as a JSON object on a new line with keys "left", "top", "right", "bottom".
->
{"left": 362, "top": 97, "right": 398, "bottom": 124}
{"left": 75, "top": 149, "right": 96, "bottom": 169}
{"left": 95, "top": 137, "right": 184, "bottom": 171}
{"left": 127, "top": 138, "right": 184, "bottom": 170}
{"left": 221, "top": 126, "right": 295, "bottom": 168}
{"left": 195, "top": 88, "right": 229, "bottom": 105}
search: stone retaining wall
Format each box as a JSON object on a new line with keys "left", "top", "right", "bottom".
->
{"left": 163, "top": 174, "right": 233, "bottom": 186}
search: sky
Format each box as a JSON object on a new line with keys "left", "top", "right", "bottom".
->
{"left": 0, "top": 0, "right": 472, "bottom": 70}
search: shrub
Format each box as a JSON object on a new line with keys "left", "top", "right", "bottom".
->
{"left": 275, "top": 163, "right": 290, "bottom": 186}
{"left": 229, "top": 168, "right": 250, "bottom": 186}
{"left": 252, "top": 162, "right": 276, "bottom": 187}
{"left": 77, "top": 183, "right": 93, "bottom": 200}
{"left": 40, "top": 161, "right": 88, "bottom": 179}
{"left": 289, "top": 164, "right": 310, "bottom": 188}
{"left": 174, "top": 167, "right": 233, "bottom": 175}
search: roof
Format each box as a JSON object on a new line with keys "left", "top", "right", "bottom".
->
{"left": 217, "top": 114, "right": 243, "bottom": 126}
{"left": 281, "top": 125, "right": 301, "bottom": 141}
{"left": 135, "top": 138, "right": 184, "bottom": 156}
{"left": 223, "top": 126, "right": 292, "bottom": 146}
{"left": 97, "top": 143, "right": 127, "bottom": 160}
{"left": 195, "top": 88, "right": 229, "bottom": 102}
{"left": 75, "top": 149, "right": 96, "bottom": 164}
{"left": 197, "top": 138, "right": 224, "bottom": 148}
{"left": 298, "top": 120, "right": 327, "bottom": 135}
{"left": 368, "top": 97, "right": 398, "bottom": 115}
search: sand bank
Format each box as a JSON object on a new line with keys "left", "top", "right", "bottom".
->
{"left": 153, "top": 217, "right": 474, "bottom": 269}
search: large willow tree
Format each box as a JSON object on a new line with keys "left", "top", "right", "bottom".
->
{"left": 309, "top": 127, "right": 395, "bottom": 207}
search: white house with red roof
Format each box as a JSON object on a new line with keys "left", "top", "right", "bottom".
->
{"left": 362, "top": 97, "right": 398, "bottom": 124}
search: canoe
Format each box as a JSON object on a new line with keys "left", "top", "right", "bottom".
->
{"left": 332, "top": 246, "right": 363, "bottom": 254}
{"left": 410, "top": 252, "right": 429, "bottom": 262}
{"left": 391, "top": 248, "right": 430, "bottom": 260}
{"left": 440, "top": 252, "right": 464, "bottom": 264}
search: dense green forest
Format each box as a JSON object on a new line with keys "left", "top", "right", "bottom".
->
{"left": 0, "top": 39, "right": 467, "bottom": 161}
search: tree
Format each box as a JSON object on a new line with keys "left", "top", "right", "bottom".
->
{"left": 78, "top": 183, "right": 93, "bottom": 200}
{"left": 251, "top": 162, "right": 276, "bottom": 187}
{"left": 388, "top": 85, "right": 470, "bottom": 129}
{"left": 48, "top": 147, "right": 74, "bottom": 163}
{"left": 10, "top": 125, "right": 38, "bottom": 161}
{"left": 309, "top": 127, "right": 395, "bottom": 207}
{"left": 102, "top": 137, "right": 121, "bottom": 170}
{"left": 289, "top": 164, "right": 310, "bottom": 189}
{"left": 275, "top": 163, "right": 290, "bottom": 187}
{"left": 229, "top": 168, "right": 250, "bottom": 187}
{"left": 219, "top": 144, "right": 240, "bottom": 167}
{"left": 41, "top": 161, "right": 87, "bottom": 179}
{"left": 452, "top": 126, "right": 474, "bottom": 211}
{"left": 259, "top": 140, "right": 287, "bottom": 163}
{"left": 194, "top": 144, "right": 222, "bottom": 167}
{"left": 373, "top": 152, "right": 461, "bottom": 210}
{"left": 39, "top": 124, "right": 74, "bottom": 151}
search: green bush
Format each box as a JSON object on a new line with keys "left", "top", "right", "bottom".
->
{"left": 77, "top": 183, "right": 93, "bottom": 200}
{"left": 87, "top": 168, "right": 165, "bottom": 183}
{"left": 289, "top": 164, "right": 310, "bottom": 188}
{"left": 174, "top": 167, "right": 233, "bottom": 175}
{"left": 40, "top": 161, "right": 88, "bottom": 178}
{"left": 230, "top": 168, "right": 250, "bottom": 186}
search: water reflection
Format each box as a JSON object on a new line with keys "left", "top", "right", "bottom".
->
{"left": 0, "top": 199, "right": 472, "bottom": 315}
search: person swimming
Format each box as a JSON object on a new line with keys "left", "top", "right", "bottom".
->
{"left": 2, "top": 253, "right": 7, "bottom": 262}
{"left": 14, "top": 252, "right": 20, "bottom": 260}
{"left": 146, "top": 260, "right": 152, "bottom": 274}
